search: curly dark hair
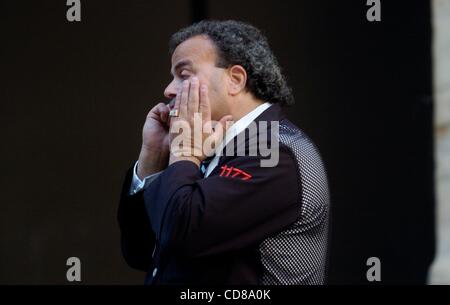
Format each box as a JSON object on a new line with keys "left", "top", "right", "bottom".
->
{"left": 168, "top": 20, "right": 294, "bottom": 106}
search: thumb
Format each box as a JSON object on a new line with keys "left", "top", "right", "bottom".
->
{"left": 211, "top": 115, "right": 234, "bottom": 143}
{"left": 218, "top": 115, "right": 234, "bottom": 133}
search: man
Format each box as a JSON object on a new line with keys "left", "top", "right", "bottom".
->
{"left": 118, "top": 20, "right": 330, "bottom": 285}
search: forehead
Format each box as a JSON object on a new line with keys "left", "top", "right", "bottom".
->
{"left": 171, "top": 35, "right": 218, "bottom": 68}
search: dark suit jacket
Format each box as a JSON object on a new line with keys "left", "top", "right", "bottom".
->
{"left": 118, "top": 103, "right": 330, "bottom": 285}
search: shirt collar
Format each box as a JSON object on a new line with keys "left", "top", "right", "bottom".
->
{"left": 214, "top": 102, "right": 273, "bottom": 157}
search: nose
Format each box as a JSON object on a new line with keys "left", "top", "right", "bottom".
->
{"left": 164, "top": 79, "right": 178, "bottom": 100}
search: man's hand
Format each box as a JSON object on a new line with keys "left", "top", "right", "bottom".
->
{"left": 137, "top": 102, "right": 172, "bottom": 179}
{"left": 168, "top": 77, "right": 233, "bottom": 167}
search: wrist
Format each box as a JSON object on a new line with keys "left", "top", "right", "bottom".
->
{"left": 168, "top": 154, "right": 201, "bottom": 168}
{"left": 137, "top": 147, "right": 169, "bottom": 179}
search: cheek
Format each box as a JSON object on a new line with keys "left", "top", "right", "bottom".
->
{"left": 208, "top": 89, "right": 229, "bottom": 121}
{"left": 207, "top": 75, "right": 227, "bottom": 101}
{"left": 199, "top": 72, "right": 228, "bottom": 119}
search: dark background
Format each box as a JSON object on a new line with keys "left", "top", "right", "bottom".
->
{"left": 0, "top": 0, "right": 434, "bottom": 284}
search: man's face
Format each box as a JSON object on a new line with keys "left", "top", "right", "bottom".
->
{"left": 164, "top": 35, "right": 229, "bottom": 121}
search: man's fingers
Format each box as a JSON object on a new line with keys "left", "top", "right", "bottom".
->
{"left": 161, "top": 104, "right": 173, "bottom": 126}
{"left": 149, "top": 102, "right": 170, "bottom": 121}
{"left": 180, "top": 80, "right": 189, "bottom": 117}
{"left": 169, "top": 91, "right": 182, "bottom": 125}
{"left": 199, "top": 84, "right": 211, "bottom": 120}
{"left": 217, "top": 115, "right": 234, "bottom": 133}
{"left": 189, "top": 77, "right": 200, "bottom": 117}
{"left": 208, "top": 115, "right": 234, "bottom": 150}
{"left": 212, "top": 115, "right": 234, "bottom": 137}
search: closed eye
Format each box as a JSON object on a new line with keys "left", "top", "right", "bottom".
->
{"left": 179, "top": 70, "right": 190, "bottom": 79}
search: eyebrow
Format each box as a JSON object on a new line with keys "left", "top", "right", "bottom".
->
{"left": 170, "top": 59, "right": 193, "bottom": 76}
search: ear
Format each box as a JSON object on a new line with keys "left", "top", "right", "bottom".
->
{"left": 227, "top": 65, "right": 247, "bottom": 96}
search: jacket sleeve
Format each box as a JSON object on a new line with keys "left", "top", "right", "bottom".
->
{"left": 144, "top": 146, "right": 300, "bottom": 259}
{"left": 117, "top": 166, "right": 157, "bottom": 271}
